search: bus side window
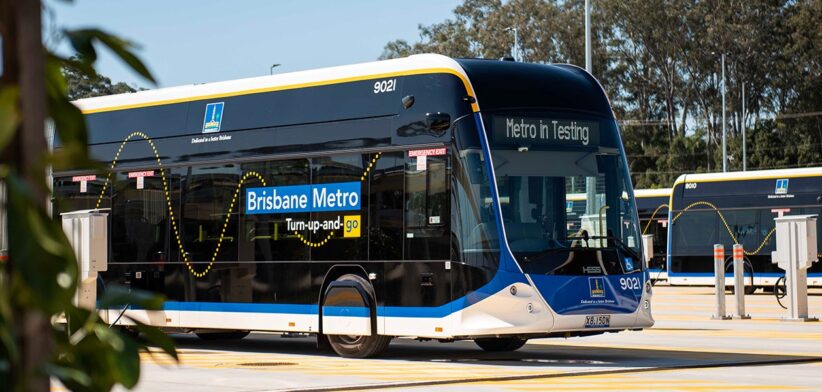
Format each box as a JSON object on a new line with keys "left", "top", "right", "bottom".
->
{"left": 370, "top": 152, "right": 404, "bottom": 261}
{"left": 310, "top": 153, "right": 368, "bottom": 261}
{"left": 405, "top": 152, "right": 449, "bottom": 260}
{"left": 52, "top": 176, "right": 110, "bottom": 216}
{"left": 110, "top": 171, "right": 169, "bottom": 264}
{"left": 239, "top": 158, "right": 310, "bottom": 263}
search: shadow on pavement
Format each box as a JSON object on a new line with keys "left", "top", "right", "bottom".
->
{"left": 168, "top": 332, "right": 822, "bottom": 370}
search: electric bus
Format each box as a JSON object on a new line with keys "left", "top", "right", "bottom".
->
{"left": 635, "top": 188, "right": 670, "bottom": 280}
{"left": 53, "top": 54, "right": 653, "bottom": 358}
{"left": 667, "top": 168, "right": 822, "bottom": 290}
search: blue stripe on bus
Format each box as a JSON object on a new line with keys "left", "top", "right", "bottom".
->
{"left": 163, "top": 301, "right": 316, "bottom": 314}
{"left": 473, "top": 112, "right": 520, "bottom": 274}
{"left": 157, "top": 302, "right": 438, "bottom": 318}
{"left": 666, "top": 271, "right": 822, "bottom": 277}
{"left": 322, "top": 306, "right": 369, "bottom": 317}
{"left": 138, "top": 269, "right": 529, "bottom": 318}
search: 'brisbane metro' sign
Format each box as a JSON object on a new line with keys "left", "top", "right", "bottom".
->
{"left": 492, "top": 116, "right": 600, "bottom": 147}
{"left": 246, "top": 182, "right": 360, "bottom": 214}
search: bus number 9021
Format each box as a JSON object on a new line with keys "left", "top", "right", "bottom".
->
{"left": 374, "top": 79, "right": 396, "bottom": 94}
{"left": 620, "top": 277, "right": 641, "bottom": 291}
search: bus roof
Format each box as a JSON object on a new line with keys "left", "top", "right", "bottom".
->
{"left": 673, "top": 167, "right": 822, "bottom": 187}
{"left": 634, "top": 188, "right": 671, "bottom": 198}
{"left": 456, "top": 59, "right": 612, "bottom": 117}
{"left": 73, "top": 54, "right": 477, "bottom": 114}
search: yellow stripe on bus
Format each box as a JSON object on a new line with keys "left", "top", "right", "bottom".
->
{"left": 80, "top": 68, "right": 479, "bottom": 114}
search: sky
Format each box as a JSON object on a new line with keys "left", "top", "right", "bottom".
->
{"left": 47, "top": 0, "right": 463, "bottom": 89}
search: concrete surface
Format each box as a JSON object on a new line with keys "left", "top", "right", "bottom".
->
{"left": 52, "top": 285, "right": 822, "bottom": 391}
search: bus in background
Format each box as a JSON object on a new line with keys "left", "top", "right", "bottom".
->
{"left": 634, "top": 188, "right": 670, "bottom": 280}
{"left": 667, "top": 168, "right": 822, "bottom": 291}
{"left": 54, "top": 54, "right": 652, "bottom": 358}
{"left": 568, "top": 189, "right": 669, "bottom": 280}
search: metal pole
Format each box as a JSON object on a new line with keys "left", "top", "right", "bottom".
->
{"left": 585, "top": 0, "right": 592, "bottom": 73}
{"left": 721, "top": 53, "right": 727, "bottom": 172}
{"left": 742, "top": 83, "right": 746, "bottom": 171}
{"left": 707, "top": 112, "right": 711, "bottom": 171}
{"left": 505, "top": 27, "right": 519, "bottom": 61}
{"left": 713, "top": 244, "right": 730, "bottom": 319}
{"left": 733, "top": 244, "right": 750, "bottom": 319}
{"left": 583, "top": 0, "right": 597, "bottom": 222}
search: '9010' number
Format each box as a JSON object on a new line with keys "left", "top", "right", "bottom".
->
{"left": 374, "top": 79, "right": 396, "bottom": 94}
{"left": 620, "top": 277, "right": 641, "bottom": 291}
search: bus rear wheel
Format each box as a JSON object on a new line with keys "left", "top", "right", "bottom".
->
{"left": 474, "top": 337, "right": 527, "bottom": 352}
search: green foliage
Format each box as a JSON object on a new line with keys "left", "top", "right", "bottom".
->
{"left": 64, "top": 29, "right": 156, "bottom": 85}
{"left": 383, "top": 0, "right": 822, "bottom": 187}
{"left": 62, "top": 56, "right": 138, "bottom": 101}
{"left": 0, "top": 6, "right": 177, "bottom": 392}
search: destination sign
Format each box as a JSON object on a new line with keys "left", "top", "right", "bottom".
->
{"left": 492, "top": 116, "right": 599, "bottom": 147}
{"left": 246, "top": 181, "right": 360, "bottom": 215}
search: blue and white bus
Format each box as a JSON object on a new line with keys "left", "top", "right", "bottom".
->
{"left": 667, "top": 168, "right": 822, "bottom": 291}
{"left": 54, "top": 54, "right": 653, "bottom": 358}
{"left": 635, "top": 188, "right": 671, "bottom": 280}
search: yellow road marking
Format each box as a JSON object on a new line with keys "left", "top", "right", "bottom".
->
{"left": 529, "top": 339, "right": 822, "bottom": 358}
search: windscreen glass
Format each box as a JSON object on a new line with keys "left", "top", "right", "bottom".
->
{"left": 488, "top": 113, "right": 641, "bottom": 275}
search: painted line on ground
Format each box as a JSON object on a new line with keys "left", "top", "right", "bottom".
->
{"left": 275, "top": 356, "right": 822, "bottom": 392}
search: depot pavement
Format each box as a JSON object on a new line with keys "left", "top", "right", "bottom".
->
{"left": 51, "top": 285, "right": 822, "bottom": 392}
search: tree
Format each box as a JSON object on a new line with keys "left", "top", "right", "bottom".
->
{"left": 381, "top": 0, "right": 822, "bottom": 186}
{"left": 0, "top": 1, "right": 177, "bottom": 391}
{"left": 63, "top": 60, "right": 138, "bottom": 101}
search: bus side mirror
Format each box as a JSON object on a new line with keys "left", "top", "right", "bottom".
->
{"left": 425, "top": 112, "right": 451, "bottom": 132}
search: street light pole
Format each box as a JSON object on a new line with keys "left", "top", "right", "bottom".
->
{"left": 585, "top": 0, "right": 592, "bottom": 73}
{"left": 742, "top": 82, "right": 746, "bottom": 171}
{"left": 584, "top": 0, "right": 596, "bottom": 218}
{"left": 505, "top": 27, "right": 519, "bottom": 61}
{"left": 721, "top": 53, "right": 727, "bottom": 172}
{"left": 270, "top": 63, "right": 281, "bottom": 75}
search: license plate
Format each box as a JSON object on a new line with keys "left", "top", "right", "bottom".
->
{"left": 585, "top": 315, "right": 610, "bottom": 328}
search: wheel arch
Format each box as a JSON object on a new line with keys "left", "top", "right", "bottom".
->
{"left": 318, "top": 265, "right": 379, "bottom": 338}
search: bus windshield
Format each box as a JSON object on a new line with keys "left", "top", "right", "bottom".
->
{"left": 489, "top": 116, "right": 641, "bottom": 275}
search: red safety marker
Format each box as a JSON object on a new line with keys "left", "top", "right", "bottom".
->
{"left": 771, "top": 208, "right": 791, "bottom": 217}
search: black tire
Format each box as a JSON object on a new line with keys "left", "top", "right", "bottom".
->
{"left": 474, "top": 337, "right": 527, "bottom": 352}
{"left": 116, "top": 326, "right": 140, "bottom": 340}
{"left": 324, "top": 274, "right": 391, "bottom": 358}
{"left": 195, "top": 331, "right": 250, "bottom": 340}
{"left": 728, "top": 284, "right": 758, "bottom": 295}
{"left": 724, "top": 258, "right": 756, "bottom": 295}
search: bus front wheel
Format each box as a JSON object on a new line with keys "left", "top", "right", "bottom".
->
{"left": 327, "top": 334, "right": 392, "bottom": 358}
{"left": 324, "top": 274, "right": 391, "bottom": 358}
{"left": 474, "top": 337, "right": 527, "bottom": 352}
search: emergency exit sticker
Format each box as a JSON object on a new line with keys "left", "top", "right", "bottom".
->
{"left": 128, "top": 171, "right": 154, "bottom": 190}
{"left": 416, "top": 155, "right": 427, "bottom": 171}
{"left": 72, "top": 175, "right": 96, "bottom": 193}
{"left": 409, "top": 148, "right": 444, "bottom": 171}
{"left": 408, "top": 148, "right": 446, "bottom": 157}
